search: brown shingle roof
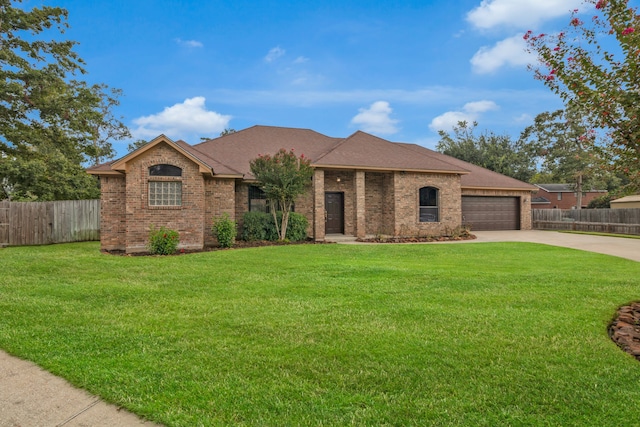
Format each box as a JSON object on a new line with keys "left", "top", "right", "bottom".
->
{"left": 194, "top": 125, "right": 342, "bottom": 180}
{"left": 88, "top": 125, "right": 538, "bottom": 191}
{"left": 314, "top": 131, "right": 469, "bottom": 174}
{"left": 398, "top": 143, "right": 537, "bottom": 190}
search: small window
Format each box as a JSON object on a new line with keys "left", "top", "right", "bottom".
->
{"left": 149, "top": 164, "right": 182, "bottom": 177}
{"left": 249, "top": 185, "right": 268, "bottom": 212}
{"left": 248, "top": 185, "right": 294, "bottom": 213}
{"left": 419, "top": 187, "right": 439, "bottom": 222}
{"left": 149, "top": 181, "right": 182, "bottom": 206}
{"left": 557, "top": 193, "right": 562, "bottom": 201}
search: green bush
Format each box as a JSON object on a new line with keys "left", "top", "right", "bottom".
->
{"left": 241, "top": 211, "right": 270, "bottom": 241}
{"left": 587, "top": 194, "right": 612, "bottom": 209}
{"left": 284, "top": 212, "right": 309, "bottom": 242}
{"left": 241, "top": 211, "right": 308, "bottom": 242}
{"left": 148, "top": 226, "right": 179, "bottom": 255}
{"left": 212, "top": 213, "right": 237, "bottom": 248}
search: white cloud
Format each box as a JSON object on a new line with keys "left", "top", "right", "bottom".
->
{"left": 265, "top": 46, "right": 285, "bottom": 63}
{"left": 132, "top": 97, "right": 231, "bottom": 140}
{"left": 175, "top": 38, "right": 203, "bottom": 48}
{"left": 467, "top": 0, "right": 585, "bottom": 30}
{"left": 470, "top": 34, "right": 535, "bottom": 73}
{"left": 293, "top": 56, "right": 309, "bottom": 64}
{"left": 429, "top": 100, "right": 498, "bottom": 131}
{"left": 351, "top": 101, "right": 399, "bottom": 135}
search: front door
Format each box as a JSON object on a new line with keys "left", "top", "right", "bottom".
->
{"left": 325, "top": 192, "right": 344, "bottom": 234}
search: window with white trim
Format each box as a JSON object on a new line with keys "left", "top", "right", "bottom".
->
{"left": 419, "top": 186, "right": 439, "bottom": 222}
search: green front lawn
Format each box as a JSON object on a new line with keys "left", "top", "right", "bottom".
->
{"left": 1, "top": 242, "right": 639, "bottom": 426}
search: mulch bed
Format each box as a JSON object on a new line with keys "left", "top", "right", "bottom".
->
{"left": 609, "top": 302, "right": 640, "bottom": 362}
{"left": 356, "top": 234, "right": 477, "bottom": 243}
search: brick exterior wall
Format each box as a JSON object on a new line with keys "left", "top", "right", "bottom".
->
{"left": 204, "top": 178, "right": 236, "bottom": 247}
{"left": 123, "top": 142, "right": 206, "bottom": 253}
{"left": 99, "top": 175, "right": 126, "bottom": 251}
{"left": 393, "top": 172, "right": 461, "bottom": 237}
{"left": 364, "top": 172, "right": 394, "bottom": 235}
{"left": 462, "top": 188, "right": 532, "bottom": 230}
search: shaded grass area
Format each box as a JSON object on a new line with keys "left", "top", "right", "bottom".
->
{"left": 1, "top": 242, "right": 640, "bottom": 426}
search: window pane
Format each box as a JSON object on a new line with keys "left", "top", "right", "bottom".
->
{"left": 149, "top": 164, "right": 182, "bottom": 177}
{"left": 419, "top": 187, "right": 439, "bottom": 222}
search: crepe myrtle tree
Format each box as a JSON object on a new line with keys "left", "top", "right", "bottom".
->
{"left": 249, "top": 149, "right": 313, "bottom": 241}
{"left": 524, "top": 0, "right": 640, "bottom": 191}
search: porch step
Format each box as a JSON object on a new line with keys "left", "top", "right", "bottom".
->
{"left": 324, "top": 234, "right": 358, "bottom": 243}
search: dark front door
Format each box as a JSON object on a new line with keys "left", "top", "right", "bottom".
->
{"left": 325, "top": 192, "right": 344, "bottom": 234}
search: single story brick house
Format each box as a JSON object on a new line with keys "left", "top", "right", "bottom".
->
{"left": 88, "top": 125, "right": 536, "bottom": 253}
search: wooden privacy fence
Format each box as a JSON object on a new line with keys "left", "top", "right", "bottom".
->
{"left": 0, "top": 200, "right": 100, "bottom": 247}
{"left": 533, "top": 208, "right": 640, "bottom": 235}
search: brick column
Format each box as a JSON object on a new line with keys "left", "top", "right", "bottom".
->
{"left": 313, "top": 169, "right": 325, "bottom": 241}
{"left": 355, "top": 171, "right": 366, "bottom": 238}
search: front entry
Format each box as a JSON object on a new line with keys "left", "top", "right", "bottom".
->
{"left": 325, "top": 192, "right": 344, "bottom": 234}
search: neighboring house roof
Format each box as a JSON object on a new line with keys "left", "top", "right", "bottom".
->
{"left": 398, "top": 143, "right": 536, "bottom": 191}
{"left": 87, "top": 125, "right": 537, "bottom": 190}
{"left": 611, "top": 195, "right": 640, "bottom": 203}
{"left": 531, "top": 196, "right": 551, "bottom": 204}
{"left": 535, "top": 183, "right": 607, "bottom": 193}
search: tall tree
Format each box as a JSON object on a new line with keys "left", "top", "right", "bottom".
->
{"left": 249, "top": 149, "right": 313, "bottom": 241}
{"left": 519, "top": 109, "right": 609, "bottom": 209}
{"left": 437, "top": 121, "right": 539, "bottom": 182}
{"left": 524, "top": 0, "right": 640, "bottom": 191}
{"left": 0, "top": 0, "right": 129, "bottom": 200}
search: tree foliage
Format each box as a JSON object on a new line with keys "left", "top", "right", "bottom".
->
{"left": 524, "top": 0, "right": 640, "bottom": 191}
{"left": 0, "top": 0, "right": 129, "bottom": 200}
{"left": 436, "top": 121, "right": 538, "bottom": 182}
{"left": 519, "top": 108, "right": 610, "bottom": 209}
{"left": 249, "top": 149, "right": 313, "bottom": 241}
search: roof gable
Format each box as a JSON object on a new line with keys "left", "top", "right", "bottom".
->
{"left": 89, "top": 135, "right": 242, "bottom": 177}
{"left": 194, "top": 125, "right": 341, "bottom": 180}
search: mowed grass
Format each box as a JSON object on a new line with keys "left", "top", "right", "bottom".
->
{"left": 1, "top": 242, "right": 640, "bottom": 426}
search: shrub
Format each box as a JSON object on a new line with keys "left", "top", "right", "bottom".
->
{"left": 284, "top": 212, "right": 309, "bottom": 242}
{"left": 242, "top": 211, "right": 270, "bottom": 241}
{"left": 241, "top": 211, "right": 309, "bottom": 242}
{"left": 587, "top": 194, "right": 612, "bottom": 209}
{"left": 212, "top": 213, "right": 237, "bottom": 248}
{"left": 148, "top": 226, "right": 179, "bottom": 255}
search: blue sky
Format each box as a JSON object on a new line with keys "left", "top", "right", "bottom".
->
{"left": 34, "top": 0, "right": 595, "bottom": 158}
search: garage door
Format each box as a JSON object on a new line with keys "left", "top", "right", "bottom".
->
{"left": 462, "top": 196, "right": 520, "bottom": 231}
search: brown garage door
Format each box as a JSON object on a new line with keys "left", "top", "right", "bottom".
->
{"left": 462, "top": 196, "right": 520, "bottom": 231}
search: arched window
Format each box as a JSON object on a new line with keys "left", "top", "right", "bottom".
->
{"left": 419, "top": 187, "right": 439, "bottom": 222}
{"left": 149, "top": 164, "right": 182, "bottom": 177}
{"left": 148, "top": 164, "right": 182, "bottom": 207}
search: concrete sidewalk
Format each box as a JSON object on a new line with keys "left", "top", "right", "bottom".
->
{"left": 0, "top": 350, "right": 160, "bottom": 426}
{"left": 1, "top": 230, "right": 637, "bottom": 426}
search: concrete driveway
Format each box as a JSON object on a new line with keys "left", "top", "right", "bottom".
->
{"left": 471, "top": 230, "right": 640, "bottom": 262}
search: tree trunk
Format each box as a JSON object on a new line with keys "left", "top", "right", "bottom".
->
{"left": 576, "top": 173, "right": 583, "bottom": 210}
{"left": 269, "top": 200, "right": 280, "bottom": 238}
